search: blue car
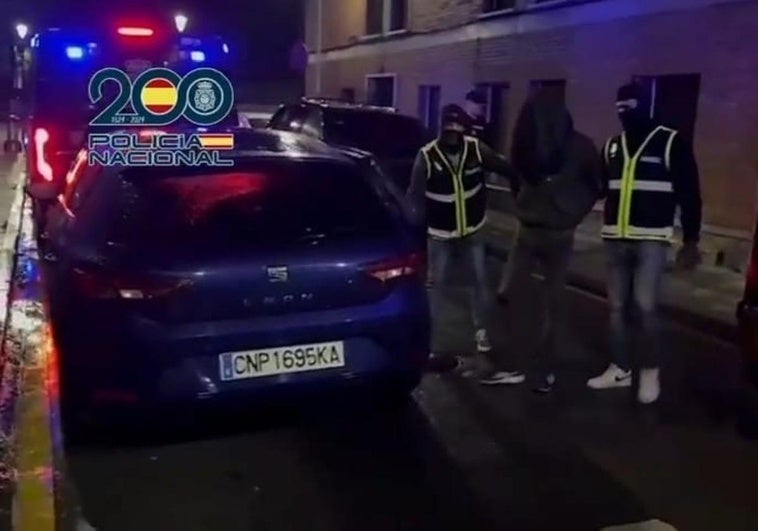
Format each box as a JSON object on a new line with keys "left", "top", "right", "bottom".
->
{"left": 44, "top": 129, "right": 429, "bottom": 426}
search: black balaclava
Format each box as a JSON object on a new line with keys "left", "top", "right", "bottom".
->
{"left": 438, "top": 104, "right": 468, "bottom": 153}
{"left": 616, "top": 82, "right": 654, "bottom": 149}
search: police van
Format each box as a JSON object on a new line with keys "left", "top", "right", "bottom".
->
{"left": 22, "top": 15, "right": 237, "bottom": 233}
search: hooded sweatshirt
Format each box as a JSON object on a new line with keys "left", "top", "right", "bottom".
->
{"left": 511, "top": 96, "right": 603, "bottom": 230}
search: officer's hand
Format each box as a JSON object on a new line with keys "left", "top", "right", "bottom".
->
{"left": 675, "top": 242, "right": 701, "bottom": 271}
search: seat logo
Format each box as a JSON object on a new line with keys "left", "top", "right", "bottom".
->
{"left": 267, "top": 266, "right": 288, "bottom": 283}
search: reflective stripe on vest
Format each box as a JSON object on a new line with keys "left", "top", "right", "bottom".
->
{"left": 423, "top": 138, "right": 486, "bottom": 239}
{"left": 426, "top": 183, "right": 483, "bottom": 202}
{"left": 602, "top": 126, "right": 676, "bottom": 241}
{"left": 431, "top": 141, "right": 467, "bottom": 235}
{"left": 428, "top": 218, "right": 487, "bottom": 240}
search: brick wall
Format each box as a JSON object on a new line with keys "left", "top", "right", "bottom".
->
{"left": 305, "top": 0, "right": 366, "bottom": 51}
{"left": 409, "top": 0, "right": 480, "bottom": 32}
{"left": 307, "top": 0, "right": 758, "bottom": 233}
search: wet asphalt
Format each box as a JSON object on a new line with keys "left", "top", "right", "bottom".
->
{"left": 56, "top": 258, "right": 758, "bottom": 531}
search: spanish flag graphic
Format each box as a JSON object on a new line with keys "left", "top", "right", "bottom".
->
{"left": 140, "top": 78, "right": 178, "bottom": 115}
{"left": 196, "top": 134, "right": 235, "bottom": 150}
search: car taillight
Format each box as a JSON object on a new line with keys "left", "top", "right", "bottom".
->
{"left": 364, "top": 253, "right": 426, "bottom": 283}
{"left": 72, "top": 268, "right": 192, "bottom": 300}
{"left": 117, "top": 27, "right": 154, "bottom": 37}
{"left": 33, "top": 128, "right": 54, "bottom": 181}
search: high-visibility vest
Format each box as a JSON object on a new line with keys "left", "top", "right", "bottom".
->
{"left": 422, "top": 136, "right": 487, "bottom": 239}
{"left": 601, "top": 125, "right": 679, "bottom": 241}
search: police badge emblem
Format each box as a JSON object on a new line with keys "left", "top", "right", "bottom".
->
{"left": 193, "top": 81, "right": 217, "bottom": 112}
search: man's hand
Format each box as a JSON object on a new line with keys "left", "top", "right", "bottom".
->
{"left": 675, "top": 242, "right": 701, "bottom": 271}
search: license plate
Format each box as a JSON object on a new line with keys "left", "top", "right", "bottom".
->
{"left": 219, "top": 341, "right": 345, "bottom": 381}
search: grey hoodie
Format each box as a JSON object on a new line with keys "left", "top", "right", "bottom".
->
{"left": 512, "top": 96, "right": 603, "bottom": 230}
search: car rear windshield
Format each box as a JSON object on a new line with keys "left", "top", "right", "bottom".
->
{"left": 108, "top": 159, "right": 396, "bottom": 252}
{"left": 323, "top": 110, "right": 428, "bottom": 159}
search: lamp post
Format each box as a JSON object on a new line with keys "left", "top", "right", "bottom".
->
{"left": 174, "top": 14, "right": 188, "bottom": 33}
{"left": 6, "top": 23, "right": 29, "bottom": 153}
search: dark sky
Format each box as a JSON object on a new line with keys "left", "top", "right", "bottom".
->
{"left": 0, "top": 0, "right": 304, "bottom": 80}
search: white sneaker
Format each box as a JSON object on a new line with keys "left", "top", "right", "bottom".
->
{"left": 638, "top": 368, "right": 661, "bottom": 404}
{"left": 480, "top": 371, "right": 526, "bottom": 385}
{"left": 587, "top": 364, "right": 632, "bottom": 389}
{"left": 475, "top": 329, "right": 492, "bottom": 353}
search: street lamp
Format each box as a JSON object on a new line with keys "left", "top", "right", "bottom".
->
{"left": 15, "top": 23, "right": 29, "bottom": 40}
{"left": 174, "top": 14, "right": 188, "bottom": 33}
{"left": 6, "top": 23, "right": 29, "bottom": 152}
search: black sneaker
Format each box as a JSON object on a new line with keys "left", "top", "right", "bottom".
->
{"left": 532, "top": 374, "right": 556, "bottom": 394}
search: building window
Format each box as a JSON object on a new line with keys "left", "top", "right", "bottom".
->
{"left": 632, "top": 73, "right": 701, "bottom": 146}
{"left": 367, "top": 75, "right": 396, "bottom": 107}
{"left": 418, "top": 85, "right": 441, "bottom": 136}
{"left": 366, "top": 0, "right": 384, "bottom": 35}
{"left": 389, "top": 0, "right": 408, "bottom": 31}
{"left": 483, "top": 0, "right": 517, "bottom": 13}
{"left": 475, "top": 82, "right": 510, "bottom": 151}
{"left": 365, "top": 0, "right": 408, "bottom": 36}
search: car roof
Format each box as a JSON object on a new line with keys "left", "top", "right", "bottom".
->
{"left": 299, "top": 98, "right": 398, "bottom": 114}
{"left": 230, "top": 128, "right": 353, "bottom": 161}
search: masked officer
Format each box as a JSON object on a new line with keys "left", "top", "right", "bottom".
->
{"left": 406, "top": 104, "right": 518, "bottom": 371}
{"left": 587, "top": 81, "right": 702, "bottom": 404}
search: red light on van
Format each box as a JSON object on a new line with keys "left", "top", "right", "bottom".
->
{"left": 117, "top": 27, "right": 154, "bottom": 37}
{"left": 33, "top": 128, "right": 54, "bottom": 181}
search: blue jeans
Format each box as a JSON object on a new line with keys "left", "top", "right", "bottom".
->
{"left": 498, "top": 225, "right": 574, "bottom": 378}
{"left": 428, "top": 232, "right": 490, "bottom": 333}
{"left": 604, "top": 240, "right": 668, "bottom": 370}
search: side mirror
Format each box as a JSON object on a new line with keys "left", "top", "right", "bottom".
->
{"left": 26, "top": 182, "right": 60, "bottom": 201}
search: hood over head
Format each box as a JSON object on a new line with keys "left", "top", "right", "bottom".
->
{"left": 511, "top": 93, "right": 575, "bottom": 181}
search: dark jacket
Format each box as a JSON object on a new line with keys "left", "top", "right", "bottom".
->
{"left": 510, "top": 97, "right": 602, "bottom": 230}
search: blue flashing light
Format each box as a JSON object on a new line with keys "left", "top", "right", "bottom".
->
{"left": 190, "top": 50, "right": 205, "bottom": 62}
{"left": 222, "top": 43, "right": 229, "bottom": 54}
{"left": 66, "top": 46, "right": 84, "bottom": 59}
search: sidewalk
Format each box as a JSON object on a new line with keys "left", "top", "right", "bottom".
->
{"left": 481, "top": 189, "right": 744, "bottom": 342}
{"left": 0, "top": 153, "right": 26, "bottom": 529}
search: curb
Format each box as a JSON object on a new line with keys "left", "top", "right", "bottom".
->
{"left": 7, "top": 191, "right": 57, "bottom": 531}
{"left": 484, "top": 240, "right": 738, "bottom": 345}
